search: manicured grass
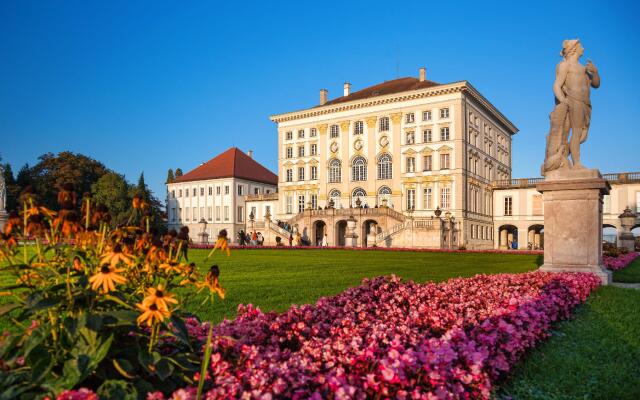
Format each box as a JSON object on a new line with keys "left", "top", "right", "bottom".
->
{"left": 498, "top": 286, "right": 640, "bottom": 400}
{"left": 180, "top": 248, "right": 541, "bottom": 323}
{"left": 613, "top": 257, "right": 640, "bottom": 283}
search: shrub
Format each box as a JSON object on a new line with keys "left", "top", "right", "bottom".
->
{"left": 0, "top": 187, "right": 225, "bottom": 398}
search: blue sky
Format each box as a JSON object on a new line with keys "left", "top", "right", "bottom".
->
{"left": 1, "top": 0, "right": 638, "bottom": 198}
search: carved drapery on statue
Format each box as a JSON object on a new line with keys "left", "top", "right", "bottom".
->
{"left": 541, "top": 39, "right": 600, "bottom": 176}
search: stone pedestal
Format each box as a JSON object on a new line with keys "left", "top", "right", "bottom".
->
{"left": 536, "top": 168, "right": 611, "bottom": 284}
{"left": 345, "top": 216, "right": 358, "bottom": 247}
{"left": 0, "top": 210, "right": 7, "bottom": 233}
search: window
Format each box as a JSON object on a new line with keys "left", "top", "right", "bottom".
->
{"left": 286, "top": 196, "right": 293, "bottom": 214}
{"left": 440, "top": 153, "right": 450, "bottom": 170}
{"left": 351, "top": 156, "right": 367, "bottom": 181}
{"left": 200, "top": 187, "right": 204, "bottom": 196}
{"left": 405, "top": 113, "right": 415, "bottom": 123}
{"left": 170, "top": 190, "right": 175, "bottom": 198}
{"left": 171, "top": 207, "right": 176, "bottom": 221}
{"left": 286, "top": 131, "right": 293, "bottom": 140}
{"left": 378, "top": 186, "right": 391, "bottom": 206}
{"left": 423, "top": 187, "right": 433, "bottom": 209}
{"left": 406, "top": 131, "right": 415, "bottom": 144}
{"left": 286, "top": 169, "right": 293, "bottom": 182}
{"left": 298, "top": 195, "right": 305, "bottom": 213}
{"left": 215, "top": 206, "right": 220, "bottom": 221}
{"left": 310, "top": 143, "right": 317, "bottom": 155}
{"left": 504, "top": 196, "right": 513, "bottom": 216}
{"left": 440, "top": 108, "right": 450, "bottom": 119}
{"left": 208, "top": 186, "right": 212, "bottom": 195}
{"left": 406, "top": 157, "right": 416, "bottom": 173}
{"left": 178, "top": 207, "right": 182, "bottom": 221}
{"left": 407, "top": 189, "right": 415, "bottom": 210}
{"left": 224, "top": 185, "right": 229, "bottom": 195}
{"left": 532, "top": 194, "right": 543, "bottom": 215}
{"left": 237, "top": 185, "right": 244, "bottom": 196}
{"left": 193, "top": 188, "right": 196, "bottom": 196}
{"left": 185, "top": 189, "right": 189, "bottom": 197}
{"left": 379, "top": 116, "right": 389, "bottom": 132}
{"left": 216, "top": 186, "right": 221, "bottom": 195}
{"left": 328, "top": 159, "right": 341, "bottom": 183}
{"left": 636, "top": 191, "right": 640, "bottom": 213}
{"left": 311, "top": 194, "right": 318, "bottom": 209}
{"left": 193, "top": 207, "right": 197, "bottom": 221}
{"left": 178, "top": 189, "right": 182, "bottom": 197}
{"left": 298, "top": 167, "right": 305, "bottom": 181}
{"left": 423, "top": 155, "right": 432, "bottom": 171}
{"left": 354, "top": 121, "right": 364, "bottom": 135}
{"left": 310, "top": 128, "right": 317, "bottom": 137}
{"left": 377, "top": 153, "right": 392, "bottom": 180}
{"left": 310, "top": 165, "right": 318, "bottom": 180}
{"left": 265, "top": 205, "right": 271, "bottom": 215}
{"left": 254, "top": 187, "right": 260, "bottom": 195}
{"left": 207, "top": 206, "right": 212, "bottom": 221}
{"left": 440, "top": 187, "right": 451, "bottom": 209}
{"left": 298, "top": 129, "right": 305, "bottom": 139}
{"left": 352, "top": 188, "right": 366, "bottom": 207}
{"left": 286, "top": 147, "right": 293, "bottom": 158}
{"left": 298, "top": 146, "right": 305, "bottom": 157}
{"left": 423, "top": 129, "right": 432, "bottom": 142}
{"left": 185, "top": 207, "right": 190, "bottom": 220}
{"left": 237, "top": 206, "right": 244, "bottom": 222}
{"left": 441, "top": 127, "right": 450, "bottom": 141}
{"left": 422, "top": 110, "right": 432, "bottom": 121}
{"left": 330, "top": 124, "right": 339, "bottom": 138}
{"left": 329, "top": 189, "right": 341, "bottom": 207}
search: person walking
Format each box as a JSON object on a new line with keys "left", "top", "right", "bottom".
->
{"left": 321, "top": 233, "right": 328, "bottom": 247}
{"left": 288, "top": 234, "right": 293, "bottom": 247}
{"left": 238, "top": 230, "right": 246, "bottom": 246}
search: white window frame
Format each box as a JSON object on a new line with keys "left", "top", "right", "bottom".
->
{"left": 351, "top": 156, "right": 367, "bottom": 181}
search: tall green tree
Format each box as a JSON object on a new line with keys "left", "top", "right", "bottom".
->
{"left": 28, "top": 152, "right": 109, "bottom": 209}
{"left": 2, "top": 162, "right": 19, "bottom": 211}
{"left": 132, "top": 171, "right": 165, "bottom": 233}
{"left": 91, "top": 172, "right": 132, "bottom": 226}
{"left": 175, "top": 168, "right": 183, "bottom": 178}
{"left": 166, "top": 169, "right": 175, "bottom": 183}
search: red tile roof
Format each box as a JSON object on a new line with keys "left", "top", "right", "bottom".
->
{"left": 175, "top": 147, "right": 278, "bottom": 186}
{"left": 322, "top": 77, "right": 440, "bottom": 106}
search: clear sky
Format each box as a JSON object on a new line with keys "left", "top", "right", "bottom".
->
{"left": 1, "top": 0, "right": 639, "bottom": 198}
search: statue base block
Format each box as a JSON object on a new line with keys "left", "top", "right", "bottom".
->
{"left": 536, "top": 168, "right": 612, "bottom": 285}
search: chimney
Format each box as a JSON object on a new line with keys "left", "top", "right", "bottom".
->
{"left": 343, "top": 82, "right": 351, "bottom": 97}
{"left": 419, "top": 67, "right": 426, "bottom": 82}
{"left": 247, "top": 150, "right": 253, "bottom": 158}
{"left": 319, "top": 89, "right": 328, "bottom": 105}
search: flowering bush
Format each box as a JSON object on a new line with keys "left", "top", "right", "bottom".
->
{"left": 59, "top": 271, "right": 596, "bottom": 399}
{"left": 603, "top": 252, "right": 638, "bottom": 271}
{"left": 0, "top": 186, "right": 225, "bottom": 398}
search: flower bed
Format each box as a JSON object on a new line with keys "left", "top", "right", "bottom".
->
{"left": 188, "top": 243, "right": 544, "bottom": 256}
{"left": 603, "top": 252, "right": 639, "bottom": 271}
{"left": 58, "top": 271, "right": 598, "bottom": 399}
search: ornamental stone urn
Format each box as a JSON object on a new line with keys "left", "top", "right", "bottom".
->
{"left": 197, "top": 218, "right": 209, "bottom": 244}
{"left": 618, "top": 207, "right": 637, "bottom": 252}
{"left": 345, "top": 215, "right": 358, "bottom": 247}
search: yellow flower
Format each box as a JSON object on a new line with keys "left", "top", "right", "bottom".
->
{"left": 89, "top": 264, "right": 127, "bottom": 293}
{"left": 197, "top": 265, "right": 226, "bottom": 299}
{"left": 100, "top": 244, "right": 134, "bottom": 268}
{"left": 136, "top": 302, "right": 170, "bottom": 326}
{"left": 142, "top": 285, "right": 178, "bottom": 311}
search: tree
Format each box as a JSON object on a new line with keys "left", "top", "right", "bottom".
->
{"left": 28, "top": 152, "right": 109, "bottom": 209}
{"left": 91, "top": 172, "right": 132, "bottom": 226}
{"left": 175, "top": 168, "right": 183, "bottom": 178}
{"left": 2, "top": 163, "right": 19, "bottom": 212}
{"left": 166, "top": 169, "right": 175, "bottom": 183}
{"left": 132, "top": 171, "right": 165, "bottom": 233}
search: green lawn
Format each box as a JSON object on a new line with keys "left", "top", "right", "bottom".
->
{"left": 612, "top": 257, "right": 640, "bottom": 283}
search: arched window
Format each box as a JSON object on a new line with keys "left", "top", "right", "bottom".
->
{"left": 329, "top": 189, "right": 341, "bottom": 208}
{"left": 352, "top": 187, "right": 367, "bottom": 207}
{"left": 354, "top": 121, "right": 364, "bottom": 135}
{"left": 377, "top": 153, "right": 392, "bottom": 180}
{"left": 328, "top": 159, "right": 341, "bottom": 183}
{"left": 351, "top": 156, "right": 367, "bottom": 181}
{"left": 378, "top": 186, "right": 392, "bottom": 207}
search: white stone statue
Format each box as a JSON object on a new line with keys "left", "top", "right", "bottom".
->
{"left": 542, "top": 39, "right": 600, "bottom": 175}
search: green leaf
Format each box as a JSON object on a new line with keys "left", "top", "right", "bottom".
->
{"left": 0, "top": 304, "right": 20, "bottom": 317}
{"left": 112, "top": 358, "right": 136, "bottom": 379}
{"left": 97, "top": 380, "right": 138, "bottom": 400}
{"left": 26, "top": 345, "right": 52, "bottom": 382}
{"left": 169, "top": 315, "right": 191, "bottom": 346}
{"left": 104, "top": 310, "right": 138, "bottom": 326}
{"left": 155, "top": 358, "right": 174, "bottom": 381}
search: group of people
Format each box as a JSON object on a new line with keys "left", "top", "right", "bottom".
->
{"left": 237, "top": 229, "right": 264, "bottom": 246}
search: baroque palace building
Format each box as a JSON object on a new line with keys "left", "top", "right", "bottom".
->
{"left": 261, "top": 67, "right": 518, "bottom": 249}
